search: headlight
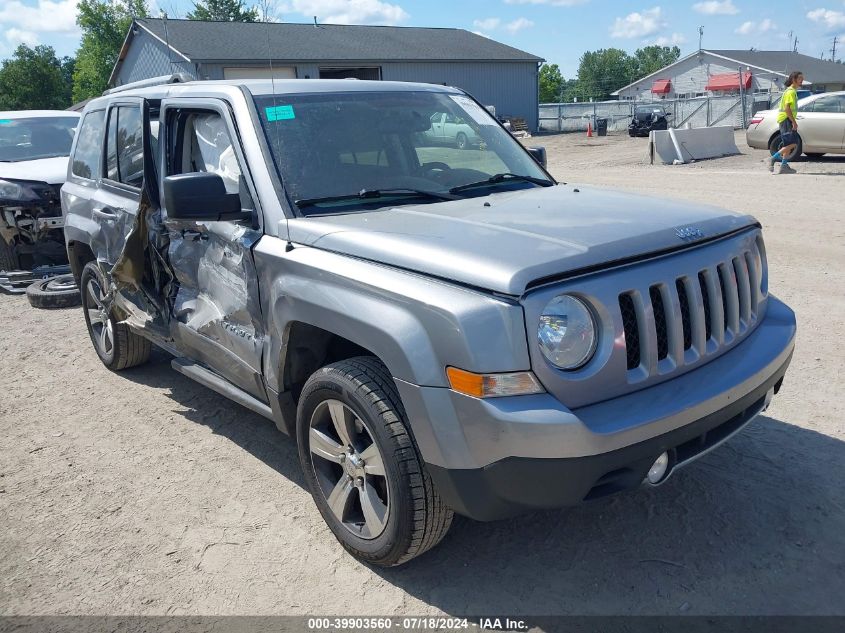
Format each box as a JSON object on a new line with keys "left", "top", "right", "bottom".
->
{"left": 0, "top": 179, "right": 24, "bottom": 200}
{"left": 538, "top": 295, "right": 597, "bottom": 370}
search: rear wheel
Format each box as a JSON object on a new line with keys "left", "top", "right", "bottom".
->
{"left": 80, "top": 262, "right": 150, "bottom": 370}
{"left": 769, "top": 133, "right": 802, "bottom": 159}
{"left": 297, "top": 356, "right": 453, "bottom": 566}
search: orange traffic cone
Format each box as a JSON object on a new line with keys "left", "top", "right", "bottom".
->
{"left": 586, "top": 121, "right": 593, "bottom": 137}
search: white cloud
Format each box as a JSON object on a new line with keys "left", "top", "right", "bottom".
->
{"left": 652, "top": 32, "right": 686, "bottom": 45}
{"left": 473, "top": 17, "right": 501, "bottom": 30}
{"left": 505, "top": 17, "right": 534, "bottom": 32}
{"left": 471, "top": 30, "right": 490, "bottom": 38}
{"left": 6, "top": 27, "right": 40, "bottom": 47}
{"left": 735, "top": 18, "right": 776, "bottom": 34}
{"left": 0, "top": 0, "right": 79, "bottom": 34}
{"left": 504, "top": 0, "right": 588, "bottom": 5}
{"left": 735, "top": 20, "right": 754, "bottom": 34}
{"left": 692, "top": 0, "right": 739, "bottom": 15}
{"left": 806, "top": 8, "right": 845, "bottom": 32}
{"left": 610, "top": 7, "right": 665, "bottom": 38}
{"left": 757, "top": 18, "right": 776, "bottom": 32}
{"left": 283, "top": 0, "right": 409, "bottom": 25}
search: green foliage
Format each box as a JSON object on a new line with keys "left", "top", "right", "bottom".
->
{"left": 576, "top": 48, "right": 635, "bottom": 101}
{"left": 187, "top": 0, "right": 258, "bottom": 21}
{"left": 539, "top": 63, "right": 564, "bottom": 103}
{"left": 632, "top": 45, "right": 681, "bottom": 79}
{"left": 0, "top": 45, "right": 71, "bottom": 110}
{"left": 72, "top": 0, "right": 148, "bottom": 103}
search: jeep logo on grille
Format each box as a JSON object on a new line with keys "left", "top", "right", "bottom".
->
{"left": 675, "top": 226, "right": 704, "bottom": 241}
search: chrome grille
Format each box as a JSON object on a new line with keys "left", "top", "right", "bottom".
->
{"left": 618, "top": 241, "right": 764, "bottom": 382}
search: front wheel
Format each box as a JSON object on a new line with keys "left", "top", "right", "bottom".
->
{"left": 296, "top": 356, "right": 453, "bottom": 566}
{"left": 455, "top": 132, "right": 468, "bottom": 150}
{"left": 80, "top": 262, "right": 151, "bottom": 370}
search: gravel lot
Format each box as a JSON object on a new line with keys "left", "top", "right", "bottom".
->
{"left": 1, "top": 131, "right": 844, "bottom": 617}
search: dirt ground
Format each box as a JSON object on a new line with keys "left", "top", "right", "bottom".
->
{"left": 1, "top": 131, "right": 844, "bottom": 617}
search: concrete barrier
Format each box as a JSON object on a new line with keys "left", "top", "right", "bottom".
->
{"left": 648, "top": 126, "right": 740, "bottom": 164}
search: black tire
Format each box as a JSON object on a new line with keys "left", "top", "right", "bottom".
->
{"left": 769, "top": 132, "right": 803, "bottom": 159}
{"left": 0, "top": 237, "right": 18, "bottom": 272}
{"left": 296, "top": 356, "right": 453, "bottom": 567}
{"left": 455, "top": 132, "right": 468, "bottom": 150}
{"left": 80, "top": 262, "right": 151, "bottom": 370}
{"left": 26, "top": 274, "right": 81, "bottom": 309}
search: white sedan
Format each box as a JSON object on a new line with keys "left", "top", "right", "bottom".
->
{"left": 746, "top": 91, "right": 845, "bottom": 158}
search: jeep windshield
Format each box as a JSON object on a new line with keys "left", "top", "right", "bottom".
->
{"left": 0, "top": 116, "right": 79, "bottom": 162}
{"left": 253, "top": 90, "right": 553, "bottom": 214}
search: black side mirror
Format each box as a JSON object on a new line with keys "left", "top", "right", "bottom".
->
{"left": 163, "top": 173, "right": 252, "bottom": 222}
{"left": 527, "top": 146, "right": 547, "bottom": 168}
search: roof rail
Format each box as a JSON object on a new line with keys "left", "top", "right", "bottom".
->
{"left": 103, "top": 73, "right": 192, "bottom": 96}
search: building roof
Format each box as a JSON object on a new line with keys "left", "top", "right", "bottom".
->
{"left": 712, "top": 50, "right": 845, "bottom": 84}
{"left": 133, "top": 18, "right": 544, "bottom": 63}
{"left": 612, "top": 49, "right": 845, "bottom": 95}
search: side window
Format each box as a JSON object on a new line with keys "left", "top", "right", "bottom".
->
{"left": 812, "top": 96, "right": 842, "bottom": 113}
{"left": 71, "top": 109, "right": 105, "bottom": 179}
{"left": 170, "top": 111, "right": 244, "bottom": 196}
{"left": 105, "top": 105, "right": 144, "bottom": 187}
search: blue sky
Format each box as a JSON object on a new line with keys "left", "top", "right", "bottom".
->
{"left": 2, "top": 0, "right": 844, "bottom": 75}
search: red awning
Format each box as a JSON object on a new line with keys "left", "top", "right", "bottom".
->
{"left": 651, "top": 79, "right": 672, "bottom": 94}
{"left": 705, "top": 71, "right": 752, "bottom": 91}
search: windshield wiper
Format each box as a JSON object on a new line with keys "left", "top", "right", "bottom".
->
{"left": 295, "top": 187, "right": 459, "bottom": 209}
{"left": 449, "top": 172, "right": 553, "bottom": 195}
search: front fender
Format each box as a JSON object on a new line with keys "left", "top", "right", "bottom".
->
{"left": 253, "top": 237, "right": 531, "bottom": 392}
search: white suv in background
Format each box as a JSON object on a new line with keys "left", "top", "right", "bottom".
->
{"left": 0, "top": 110, "right": 80, "bottom": 270}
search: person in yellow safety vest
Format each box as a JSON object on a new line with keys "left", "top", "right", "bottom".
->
{"left": 765, "top": 71, "right": 803, "bottom": 174}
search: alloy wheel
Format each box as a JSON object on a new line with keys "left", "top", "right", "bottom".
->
{"left": 85, "top": 277, "right": 114, "bottom": 357}
{"left": 308, "top": 399, "right": 389, "bottom": 540}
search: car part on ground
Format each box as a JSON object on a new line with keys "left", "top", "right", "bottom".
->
{"left": 0, "top": 263, "right": 72, "bottom": 295}
{"left": 62, "top": 76, "right": 795, "bottom": 565}
{"left": 25, "top": 273, "right": 81, "bottom": 309}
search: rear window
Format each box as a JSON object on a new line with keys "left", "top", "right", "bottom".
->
{"left": 71, "top": 110, "right": 106, "bottom": 179}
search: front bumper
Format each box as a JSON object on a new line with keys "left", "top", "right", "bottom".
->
{"left": 396, "top": 296, "right": 795, "bottom": 521}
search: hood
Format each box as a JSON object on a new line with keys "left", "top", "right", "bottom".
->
{"left": 288, "top": 184, "right": 757, "bottom": 296}
{"left": 0, "top": 156, "right": 69, "bottom": 185}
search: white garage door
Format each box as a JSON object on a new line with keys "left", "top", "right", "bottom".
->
{"left": 222, "top": 67, "right": 296, "bottom": 80}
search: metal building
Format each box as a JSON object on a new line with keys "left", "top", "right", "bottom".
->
{"left": 110, "top": 18, "right": 544, "bottom": 130}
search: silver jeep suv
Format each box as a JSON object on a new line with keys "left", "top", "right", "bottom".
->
{"left": 62, "top": 77, "right": 796, "bottom": 566}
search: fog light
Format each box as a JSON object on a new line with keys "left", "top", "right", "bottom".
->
{"left": 646, "top": 452, "right": 670, "bottom": 484}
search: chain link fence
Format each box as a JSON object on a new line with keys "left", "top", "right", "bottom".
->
{"left": 539, "top": 93, "right": 780, "bottom": 134}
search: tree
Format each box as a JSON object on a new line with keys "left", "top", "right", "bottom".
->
{"left": 72, "top": 0, "right": 148, "bottom": 103}
{"left": 0, "top": 45, "right": 71, "bottom": 110}
{"left": 575, "top": 48, "right": 634, "bottom": 101}
{"left": 187, "top": 0, "right": 258, "bottom": 21}
{"left": 539, "top": 63, "right": 564, "bottom": 103}
{"left": 632, "top": 45, "right": 681, "bottom": 79}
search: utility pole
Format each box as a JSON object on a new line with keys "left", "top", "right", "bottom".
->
{"left": 698, "top": 26, "right": 704, "bottom": 51}
{"left": 832, "top": 36, "right": 839, "bottom": 63}
{"left": 793, "top": 36, "right": 799, "bottom": 53}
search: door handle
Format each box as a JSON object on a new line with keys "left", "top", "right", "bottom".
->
{"left": 92, "top": 206, "right": 118, "bottom": 219}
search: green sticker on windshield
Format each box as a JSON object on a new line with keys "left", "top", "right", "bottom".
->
{"left": 265, "top": 105, "right": 295, "bottom": 121}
